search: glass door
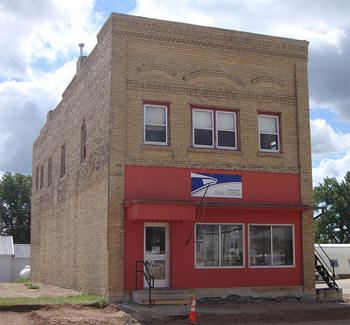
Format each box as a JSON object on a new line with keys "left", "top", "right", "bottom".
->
{"left": 144, "top": 223, "right": 169, "bottom": 288}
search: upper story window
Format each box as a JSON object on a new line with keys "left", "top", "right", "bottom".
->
{"left": 81, "top": 121, "right": 87, "bottom": 162}
{"left": 192, "top": 107, "right": 237, "bottom": 150}
{"left": 40, "top": 165, "right": 44, "bottom": 189}
{"left": 35, "top": 166, "right": 39, "bottom": 191}
{"left": 216, "top": 111, "right": 237, "bottom": 149}
{"left": 144, "top": 104, "right": 168, "bottom": 145}
{"left": 258, "top": 114, "right": 280, "bottom": 152}
{"left": 60, "top": 144, "right": 66, "bottom": 178}
{"left": 47, "top": 157, "right": 52, "bottom": 187}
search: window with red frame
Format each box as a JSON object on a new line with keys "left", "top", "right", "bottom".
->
{"left": 258, "top": 114, "right": 280, "bottom": 152}
{"left": 192, "top": 108, "right": 237, "bottom": 149}
{"left": 144, "top": 104, "right": 168, "bottom": 145}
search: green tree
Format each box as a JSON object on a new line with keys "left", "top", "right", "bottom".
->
{"left": 0, "top": 172, "right": 31, "bottom": 243}
{"left": 314, "top": 171, "right": 350, "bottom": 244}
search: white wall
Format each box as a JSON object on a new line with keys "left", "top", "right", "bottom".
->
{"left": 0, "top": 256, "right": 12, "bottom": 282}
{"left": 316, "top": 246, "right": 350, "bottom": 278}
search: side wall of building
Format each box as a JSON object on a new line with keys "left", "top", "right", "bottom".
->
{"left": 31, "top": 23, "right": 112, "bottom": 296}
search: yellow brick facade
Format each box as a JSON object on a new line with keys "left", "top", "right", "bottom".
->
{"left": 32, "top": 13, "right": 314, "bottom": 300}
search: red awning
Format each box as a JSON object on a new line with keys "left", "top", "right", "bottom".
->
{"left": 125, "top": 200, "right": 196, "bottom": 221}
{"left": 124, "top": 199, "right": 312, "bottom": 221}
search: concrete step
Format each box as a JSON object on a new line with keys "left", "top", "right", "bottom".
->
{"left": 142, "top": 298, "right": 193, "bottom": 305}
{"left": 132, "top": 289, "right": 194, "bottom": 305}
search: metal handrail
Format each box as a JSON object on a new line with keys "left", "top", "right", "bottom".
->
{"left": 315, "top": 243, "right": 338, "bottom": 288}
{"left": 136, "top": 260, "right": 154, "bottom": 308}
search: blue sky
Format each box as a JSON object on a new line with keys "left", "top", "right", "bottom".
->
{"left": 0, "top": 0, "right": 349, "bottom": 187}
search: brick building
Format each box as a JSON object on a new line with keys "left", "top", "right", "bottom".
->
{"left": 31, "top": 13, "right": 314, "bottom": 302}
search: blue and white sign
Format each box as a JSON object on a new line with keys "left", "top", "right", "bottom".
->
{"left": 191, "top": 173, "right": 242, "bottom": 198}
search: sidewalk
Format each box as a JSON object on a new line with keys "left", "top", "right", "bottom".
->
{"left": 120, "top": 300, "right": 350, "bottom": 324}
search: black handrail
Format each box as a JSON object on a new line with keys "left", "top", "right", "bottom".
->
{"left": 315, "top": 244, "right": 338, "bottom": 288}
{"left": 136, "top": 260, "right": 155, "bottom": 308}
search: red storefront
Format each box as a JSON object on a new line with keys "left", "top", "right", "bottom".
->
{"left": 124, "top": 165, "right": 310, "bottom": 291}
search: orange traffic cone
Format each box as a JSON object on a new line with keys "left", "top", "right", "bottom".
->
{"left": 189, "top": 296, "right": 197, "bottom": 324}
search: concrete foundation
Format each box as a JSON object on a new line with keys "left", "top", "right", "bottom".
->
{"left": 129, "top": 286, "right": 311, "bottom": 305}
{"left": 316, "top": 288, "right": 343, "bottom": 302}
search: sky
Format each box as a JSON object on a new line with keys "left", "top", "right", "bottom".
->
{"left": 0, "top": 0, "right": 349, "bottom": 187}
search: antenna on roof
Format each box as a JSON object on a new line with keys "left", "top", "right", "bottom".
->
{"left": 79, "top": 43, "right": 84, "bottom": 57}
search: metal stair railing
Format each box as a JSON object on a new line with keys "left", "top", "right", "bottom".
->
{"left": 136, "top": 260, "right": 155, "bottom": 308}
{"left": 315, "top": 244, "right": 338, "bottom": 288}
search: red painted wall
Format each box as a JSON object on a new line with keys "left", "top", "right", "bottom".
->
{"left": 125, "top": 166, "right": 300, "bottom": 204}
{"left": 124, "top": 166, "right": 302, "bottom": 290}
{"left": 124, "top": 210, "right": 302, "bottom": 290}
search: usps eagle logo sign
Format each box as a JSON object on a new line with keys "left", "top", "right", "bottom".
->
{"left": 190, "top": 173, "right": 242, "bottom": 198}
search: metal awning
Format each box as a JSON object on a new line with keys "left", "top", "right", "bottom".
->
{"left": 124, "top": 199, "right": 312, "bottom": 221}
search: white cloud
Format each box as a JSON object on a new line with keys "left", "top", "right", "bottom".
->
{"left": 311, "top": 119, "right": 350, "bottom": 186}
{"left": 313, "top": 153, "right": 350, "bottom": 187}
{"left": 311, "top": 119, "right": 350, "bottom": 158}
{"left": 0, "top": 0, "right": 100, "bottom": 80}
{"left": 0, "top": 0, "right": 99, "bottom": 174}
{"left": 30, "top": 60, "right": 76, "bottom": 102}
{"left": 133, "top": 0, "right": 350, "bottom": 46}
{"left": 0, "top": 81, "right": 47, "bottom": 174}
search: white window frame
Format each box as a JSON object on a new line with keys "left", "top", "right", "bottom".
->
{"left": 194, "top": 223, "right": 245, "bottom": 269}
{"left": 216, "top": 111, "right": 237, "bottom": 150}
{"left": 258, "top": 114, "right": 280, "bottom": 153}
{"left": 192, "top": 109, "right": 214, "bottom": 148}
{"left": 192, "top": 108, "right": 237, "bottom": 150}
{"left": 248, "top": 224, "right": 295, "bottom": 268}
{"left": 143, "top": 104, "right": 168, "bottom": 145}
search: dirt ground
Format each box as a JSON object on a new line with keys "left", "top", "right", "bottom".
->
{"left": 0, "top": 282, "right": 81, "bottom": 298}
{"left": 0, "top": 282, "right": 349, "bottom": 325}
{"left": 0, "top": 305, "right": 141, "bottom": 325}
{"left": 0, "top": 282, "right": 141, "bottom": 325}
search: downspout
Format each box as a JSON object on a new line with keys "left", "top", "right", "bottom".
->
{"left": 314, "top": 206, "right": 326, "bottom": 220}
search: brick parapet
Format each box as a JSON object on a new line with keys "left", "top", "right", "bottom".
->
{"left": 110, "top": 13, "right": 308, "bottom": 59}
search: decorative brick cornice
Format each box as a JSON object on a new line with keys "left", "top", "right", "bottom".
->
{"left": 111, "top": 14, "right": 308, "bottom": 60}
{"left": 126, "top": 80, "right": 296, "bottom": 105}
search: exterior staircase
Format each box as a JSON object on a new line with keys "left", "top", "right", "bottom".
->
{"left": 315, "top": 255, "right": 338, "bottom": 288}
{"left": 315, "top": 244, "right": 338, "bottom": 288}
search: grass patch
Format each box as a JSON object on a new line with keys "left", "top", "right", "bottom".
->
{"left": 0, "top": 293, "right": 105, "bottom": 307}
{"left": 26, "top": 283, "right": 40, "bottom": 290}
{"left": 13, "top": 278, "right": 31, "bottom": 283}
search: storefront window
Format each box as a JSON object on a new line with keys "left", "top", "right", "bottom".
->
{"left": 196, "top": 224, "right": 243, "bottom": 268}
{"left": 249, "top": 225, "right": 294, "bottom": 267}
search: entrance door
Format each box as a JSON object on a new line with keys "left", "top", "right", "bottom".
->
{"left": 144, "top": 223, "right": 169, "bottom": 288}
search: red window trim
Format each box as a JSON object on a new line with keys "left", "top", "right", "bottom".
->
{"left": 257, "top": 110, "right": 282, "bottom": 153}
{"left": 143, "top": 100, "right": 171, "bottom": 107}
{"left": 143, "top": 100, "right": 171, "bottom": 146}
{"left": 257, "top": 110, "right": 281, "bottom": 117}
